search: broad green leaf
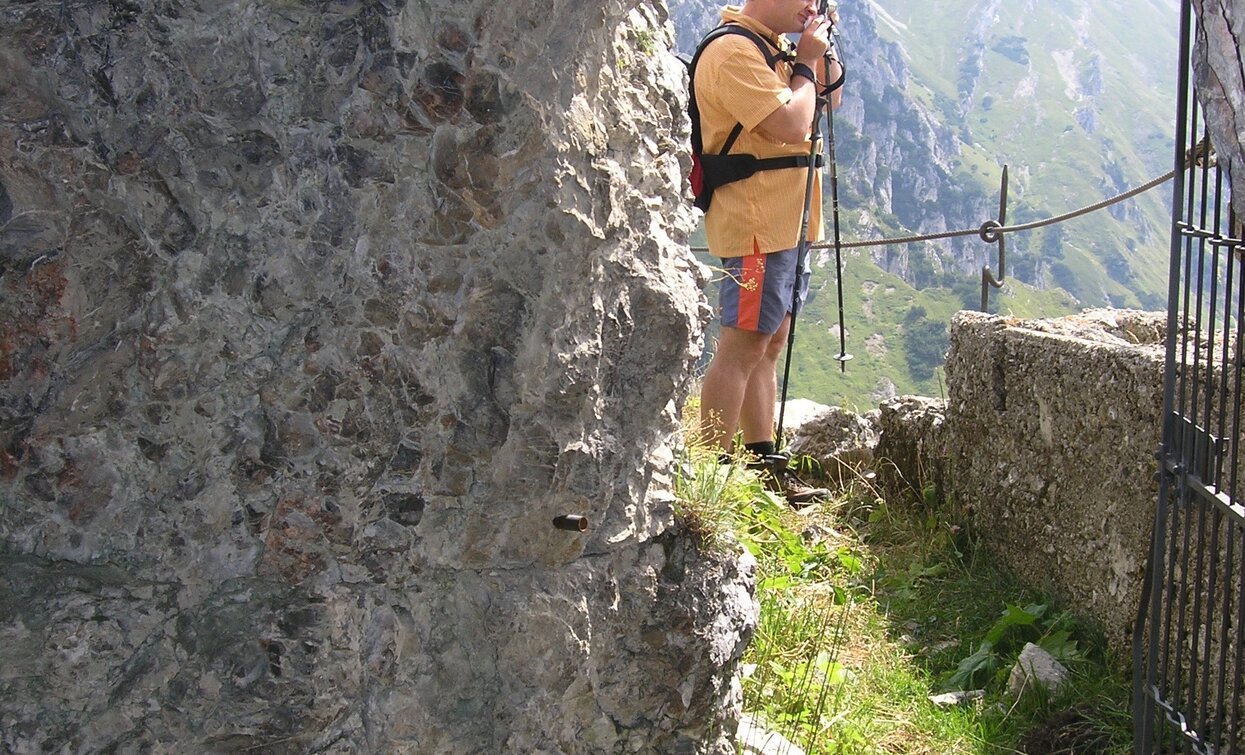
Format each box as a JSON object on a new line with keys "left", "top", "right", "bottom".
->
{"left": 1038, "top": 629, "right": 1082, "bottom": 662}
{"left": 945, "top": 641, "right": 998, "bottom": 690}
{"left": 984, "top": 603, "right": 1046, "bottom": 645}
{"left": 837, "top": 550, "right": 864, "bottom": 574}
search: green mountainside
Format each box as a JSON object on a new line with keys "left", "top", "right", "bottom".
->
{"left": 869, "top": 0, "right": 1179, "bottom": 308}
{"left": 672, "top": 0, "right": 1179, "bottom": 408}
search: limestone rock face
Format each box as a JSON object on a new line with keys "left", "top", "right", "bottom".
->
{"left": 1193, "top": 0, "right": 1245, "bottom": 221}
{"left": 0, "top": 1, "right": 753, "bottom": 752}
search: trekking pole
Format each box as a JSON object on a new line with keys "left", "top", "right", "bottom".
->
{"left": 824, "top": 26, "right": 852, "bottom": 374}
{"left": 776, "top": 0, "right": 840, "bottom": 451}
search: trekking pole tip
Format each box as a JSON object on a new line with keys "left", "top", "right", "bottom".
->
{"left": 835, "top": 352, "right": 853, "bottom": 372}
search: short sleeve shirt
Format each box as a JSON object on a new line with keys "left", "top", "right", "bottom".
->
{"left": 695, "top": 7, "right": 824, "bottom": 258}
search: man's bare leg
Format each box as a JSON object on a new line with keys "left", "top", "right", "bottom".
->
{"left": 698, "top": 324, "right": 772, "bottom": 453}
{"left": 737, "top": 314, "right": 791, "bottom": 446}
{"left": 701, "top": 315, "right": 827, "bottom": 503}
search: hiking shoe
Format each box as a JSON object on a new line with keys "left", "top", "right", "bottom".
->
{"left": 757, "top": 454, "right": 830, "bottom": 506}
{"left": 769, "top": 466, "right": 831, "bottom": 506}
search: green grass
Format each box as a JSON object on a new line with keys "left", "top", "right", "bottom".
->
{"left": 671, "top": 414, "right": 1134, "bottom": 753}
{"left": 849, "top": 485, "right": 1134, "bottom": 754}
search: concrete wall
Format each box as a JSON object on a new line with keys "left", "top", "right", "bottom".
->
{"left": 941, "top": 309, "right": 1167, "bottom": 656}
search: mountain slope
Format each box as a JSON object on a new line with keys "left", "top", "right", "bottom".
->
{"left": 867, "top": 0, "right": 1179, "bottom": 307}
{"left": 669, "top": 0, "right": 1180, "bottom": 406}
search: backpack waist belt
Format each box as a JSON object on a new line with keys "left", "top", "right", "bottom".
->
{"left": 698, "top": 153, "right": 824, "bottom": 194}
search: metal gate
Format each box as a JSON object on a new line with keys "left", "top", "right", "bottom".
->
{"left": 1133, "top": 2, "right": 1245, "bottom": 753}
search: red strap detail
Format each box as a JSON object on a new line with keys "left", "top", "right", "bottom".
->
{"left": 736, "top": 239, "right": 765, "bottom": 331}
{"left": 690, "top": 154, "right": 704, "bottom": 196}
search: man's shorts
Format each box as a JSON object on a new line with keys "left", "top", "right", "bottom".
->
{"left": 718, "top": 245, "right": 811, "bottom": 334}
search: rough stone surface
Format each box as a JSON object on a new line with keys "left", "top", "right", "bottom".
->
{"left": 875, "top": 395, "right": 948, "bottom": 506}
{"left": 0, "top": 1, "right": 754, "bottom": 752}
{"left": 785, "top": 404, "right": 879, "bottom": 485}
{"left": 944, "top": 309, "right": 1167, "bottom": 657}
{"left": 1193, "top": 0, "right": 1245, "bottom": 221}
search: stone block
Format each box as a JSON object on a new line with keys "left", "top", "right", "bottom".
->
{"left": 875, "top": 395, "right": 948, "bottom": 506}
{"left": 945, "top": 309, "right": 1166, "bottom": 658}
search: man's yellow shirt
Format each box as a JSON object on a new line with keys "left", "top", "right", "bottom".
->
{"left": 694, "top": 8, "right": 824, "bottom": 258}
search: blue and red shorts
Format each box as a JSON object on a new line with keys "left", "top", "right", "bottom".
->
{"left": 718, "top": 244, "right": 811, "bottom": 334}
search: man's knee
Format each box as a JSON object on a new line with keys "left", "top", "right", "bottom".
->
{"left": 764, "top": 333, "right": 787, "bottom": 361}
{"left": 717, "top": 326, "right": 773, "bottom": 367}
{"left": 762, "top": 320, "right": 791, "bottom": 361}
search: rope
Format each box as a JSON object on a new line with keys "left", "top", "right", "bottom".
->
{"left": 688, "top": 153, "right": 1198, "bottom": 254}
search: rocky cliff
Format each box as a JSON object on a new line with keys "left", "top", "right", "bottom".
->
{"left": 0, "top": 1, "right": 754, "bottom": 752}
{"left": 829, "top": 7, "right": 994, "bottom": 281}
{"left": 670, "top": 0, "right": 993, "bottom": 283}
{"left": 1193, "top": 0, "right": 1245, "bottom": 223}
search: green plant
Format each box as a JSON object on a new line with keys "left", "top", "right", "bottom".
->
{"left": 944, "top": 603, "right": 1083, "bottom": 691}
{"left": 736, "top": 493, "right": 840, "bottom": 586}
{"left": 733, "top": 485, "right": 871, "bottom": 749}
{"left": 632, "top": 27, "right": 656, "bottom": 55}
{"left": 670, "top": 449, "right": 745, "bottom": 552}
{"left": 742, "top": 590, "right": 855, "bottom": 749}
{"left": 671, "top": 424, "right": 867, "bottom": 751}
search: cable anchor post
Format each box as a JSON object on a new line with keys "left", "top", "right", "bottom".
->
{"left": 980, "top": 165, "right": 1009, "bottom": 312}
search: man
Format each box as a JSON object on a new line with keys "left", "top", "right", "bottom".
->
{"left": 694, "top": 0, "right": 844, "bottom": 503}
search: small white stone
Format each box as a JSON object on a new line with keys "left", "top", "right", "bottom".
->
{"left": 1007, "top": 643, "right": 1070, "bottom": 697}
{"left": 737, "top": 715, "right": 808, "bottom": 755}
{"left": 928, "top": 689, "right": 984, "bottom": 707}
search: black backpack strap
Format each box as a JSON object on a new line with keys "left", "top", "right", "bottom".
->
{"left": 688, "top": 24, "right": 789, "bottom": 157}
{"left": 720, "top": 123, "right": 745, "bottom": 156}
{"left": 698, "top": 153, "right": 824, "bottom": 191}
{"left": 694, "top": 24, "right": 788, "bottom": 71}
{"left": 687, "top": 24, "right": 804, "bottom": 212}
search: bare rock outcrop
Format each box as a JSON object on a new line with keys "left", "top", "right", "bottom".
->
{"left": 0, "top": 1, "right": 753, "bottom": 752}
{"left": 786, "top": 403, "right": 879, "bottom": 485}
{"left": 1193, "top": 0, "right": 1245, "bottom": 221}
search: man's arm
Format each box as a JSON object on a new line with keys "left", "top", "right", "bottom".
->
{"left": 823, "top": 56, "right": 844, "bottom": 110}
{"left": 753, "top": 68, "right": 820, "bottom": 144}
{"left": 753, "top": 14, "right": 833, "bottom": 144}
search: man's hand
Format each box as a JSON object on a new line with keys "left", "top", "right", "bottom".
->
{"left": 795, "top": 14, "right": 831, "bottom": 65}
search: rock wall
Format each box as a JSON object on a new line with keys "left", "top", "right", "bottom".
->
{"left": 0, "top": 1, "right": 755, "bottom": 752}
{"left": 874, "top": 395, "right": 948, "bottom": 508}
{"left": 1193, "top": 0, "right": 1245, "bottom": 222}
{"left": 943, "top": 310, "right": 1167, "bottom": 655}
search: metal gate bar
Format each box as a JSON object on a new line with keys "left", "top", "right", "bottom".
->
{"left": 1134, "top": 1, "right": 1245, "bottom": 752}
